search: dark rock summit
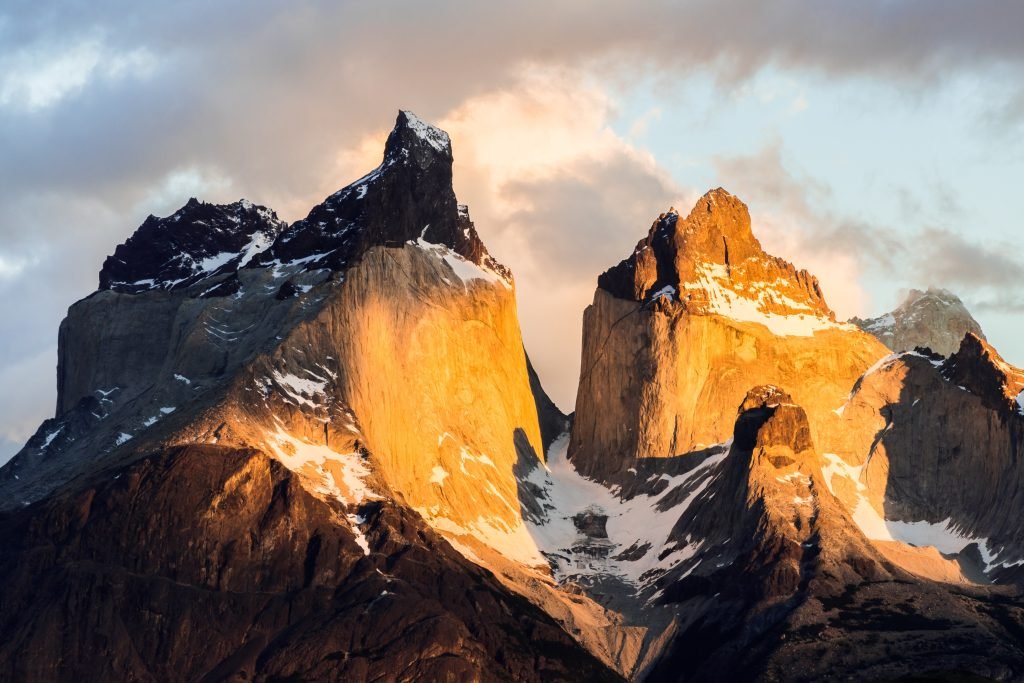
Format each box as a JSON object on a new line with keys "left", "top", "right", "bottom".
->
{"left": 98, "top": 110, "right": 508, "bottom": 299}
{"left": 256, "top": 110, "right": 508, "bottom": 280}
{"left": 99, "top": 198, "right": 285, "bottom": 293}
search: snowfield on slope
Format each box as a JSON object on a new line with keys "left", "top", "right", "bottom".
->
{"left": 419, "top": 431, "right": 729, "bottom": 591}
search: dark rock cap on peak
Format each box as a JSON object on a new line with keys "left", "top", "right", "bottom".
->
{"left": 98, "top": 198, "right": 285, "bottom": 293}
{"left": 95, "top": 111, "right": 509, "bottom": 296}
{"left": 254, "top": 109, "right": 504, "bottom": 277}
{"left": 384, "top": 110, "right": 453, "bottom": 166}
{"left": 733, "top": 385, "right": 814, "bottom": 454}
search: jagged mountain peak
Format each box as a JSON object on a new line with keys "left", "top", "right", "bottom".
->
{"left": 733, "top": 384, "right": 814, "bottom": 455}
{"left": 943, "top": 332, "right": 1024, "bottom": 415}
{"left": 99, "top": 198, "right": 285, "bottom": 293}
{"left": 255, "top": 110, "right": 510, "bottom": 283}
{"left": 384, "top": 110, "right": 453, "bottom": 165}
{"left": 596, "top": 188, "right": 838, "bottom": 337}
{"left": 852, "top": 286, "right": 985, "bottom": 356}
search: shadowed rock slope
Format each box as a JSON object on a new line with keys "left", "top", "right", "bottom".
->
{"left": 645, "top": 387, "right": 1024, "bottom": 682}
{"left": 0, "top": 446, "right": 620, "bottom": 682}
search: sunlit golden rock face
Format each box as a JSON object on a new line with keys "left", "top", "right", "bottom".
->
{"left": 570, "top": 189, "right": 890, "bottom": 479}
{"left": 171, "top": 243, "right": 545, "bottom": 534}
{"left": 302, "top": 244, "right": 544, "bottom": 531}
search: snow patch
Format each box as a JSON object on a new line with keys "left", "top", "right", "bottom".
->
{"left": 266, "top": 427, "right": 378, "bottom": 506}
{"left": 684, "top": 263, "right": 851, "bottom": 337}
{"left": 424, "top": 432, "right": 730, "bottom": 588}
{"left": 649, "top": 285, "right": 676, "bottom": 303}
{"left": 270, "top": 370, "right": 328, "bottom": 408}
{"left": 401, "top": 111, "right": 450, "bottom": 153}
{"left": 411, "top": 229, "right": 510, "bottom": 289}
{"left": 41, "top": 426, "right": 63, "bottom": 449}
{"left": 429, "top": 466, "right": 449, "bottom": 485}
{"left": 347, "top": 514, "right": 371, "bottom": 555}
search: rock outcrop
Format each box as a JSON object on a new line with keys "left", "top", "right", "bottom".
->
{"left": 851, "top": 287, "right": 985, "bottom": 356}
{"left": 824, "top": 333, "right": 1024, "bottom": 583}
{"left": 570, "top": 189, "right": 889, "bottom": 480}
{"left": 0, "top": 446, "right": 620, "bottom": 682}
{"left": 646, "top": 387, "right": 1024, "bottom": 682}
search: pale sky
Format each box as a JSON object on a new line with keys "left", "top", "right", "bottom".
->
{"left": 1, "top": 1, "right": 1022, "bottom": 463}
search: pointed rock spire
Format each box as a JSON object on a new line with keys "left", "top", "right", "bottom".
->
{"left": 597, "top": 187, "right": 833, "bottom": 323}
{"left": 256, "top": 110, "right": 505, "bottom": 279}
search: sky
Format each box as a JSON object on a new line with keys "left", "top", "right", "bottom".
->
{"left": 1, "top": 1, "right": 1023, "bottom": 464}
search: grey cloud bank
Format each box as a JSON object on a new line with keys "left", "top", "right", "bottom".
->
{"left": 1, "top": 0, "right": 1023, "bottom": 462}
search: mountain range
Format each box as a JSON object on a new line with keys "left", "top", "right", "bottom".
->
{"left": 2, "top": 111, "right": 1023, "bottom": 682}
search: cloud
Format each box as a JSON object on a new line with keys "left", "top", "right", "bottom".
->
{"left": 2, "top": 0, "right": 1024, "bottom": 461}
{"left": 0, "top": 346, "right": 56, "bottom": 465}
{"left": 0, "top": 37, "right": 158, "bottom": 112}
{"left": 914, "top": 227, "right": 1024, "bottom": 290}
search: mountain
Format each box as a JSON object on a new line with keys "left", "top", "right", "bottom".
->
{"left": 561, "top": 190, "right": 1024, "bottom": 680}
{"left": 570, "top": 189, "right": 889, "bottom": 481}
{"left": 0, "top": 111, "right": 617, "bottom": 682}
{"left": 3, "top": 113, "right": 1024, "bottom": 682}
{"left": 851, "top": 287, "right": 985, "bottom": 356}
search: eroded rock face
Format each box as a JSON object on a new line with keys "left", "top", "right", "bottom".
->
{"left": 647, "top": 387, "right": 1024, "bottom": 682}
{"left": 570, "top": 190, "right": 889, "bottom": 480}
{"left": 825, "top": 334, "right": 1024, "bottom": 583}
{"left": 851, "top": 287, "right": 985, "bottom": 356}
{"left": 0, "top": 447, "right": 620, "bottom": 682}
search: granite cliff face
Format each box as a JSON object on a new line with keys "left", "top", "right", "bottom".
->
{"left": 570, "top": 189, "right": 889, "bottom": 480}
{"left": 5, "top": 112, "right": 543, "bottom": 540}
{"left": 852, "top": 287, "right": 985, "bottom": 356}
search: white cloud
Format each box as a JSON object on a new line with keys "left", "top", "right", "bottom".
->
{"left": 0, "top": 253, "right": 39, "bottom": 280}
{"left": 141, "top": 167, "right": 236, "bottom": 217}
{"left": 0, "top": 346, "right": 55, "bottom": 466}
{"left": 0, "top": 38, "right": 157, "bottom": 112}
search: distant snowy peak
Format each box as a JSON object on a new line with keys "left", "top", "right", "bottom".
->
{"left": 598, "top": 188, "right": 844, "bottom": 336}
{"left": 851, "top": 287, "right": 985, "bottom": 356}
{"left": 99, "top": 198, "right": 286, "bottom": 293}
